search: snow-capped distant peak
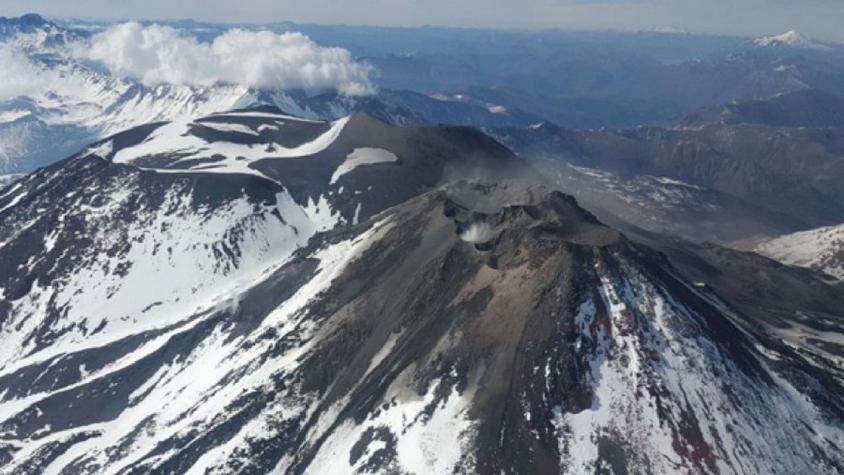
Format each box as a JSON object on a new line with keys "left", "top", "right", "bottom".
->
{"left": 754, "top": 30, "right": 829, "bottom": 50}
{"left": 0, "top": 13, "right": 84, "bottom": 49}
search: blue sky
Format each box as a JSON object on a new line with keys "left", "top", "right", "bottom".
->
{"left": 3, "top": 0, "right": 843, "bottom": 41}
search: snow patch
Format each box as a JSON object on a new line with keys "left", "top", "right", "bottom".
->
{"left": 113, "top": 116, "right": 351, "bottom": 183}
{"left": 83, "top": 140, "right": 113, "bottom": 159}
{"left": 195, "top": 121, "right": 259, "bottom": 136}
{"left": 330, "top": 147, "right": 399, "bottom": 185}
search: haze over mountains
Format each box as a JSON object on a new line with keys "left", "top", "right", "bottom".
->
{"left": 3, "top": 14, "right": 844, "bottom": 175}
{"left": 0, "top": 12, "right": 843, "bottom": 475}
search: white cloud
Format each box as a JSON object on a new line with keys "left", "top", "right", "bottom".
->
{"left": 76, "top": 22, "right": 375, "bottom": 95}
{"left": 0, "top": 45, "right": 62, "bottom": 101}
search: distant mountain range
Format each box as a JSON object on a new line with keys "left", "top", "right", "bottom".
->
{"left": 685, "top": 89, "right": 844, "bottom": 127}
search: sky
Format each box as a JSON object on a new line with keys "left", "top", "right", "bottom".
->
{"left": 2, "top": 0, "right": 844, "bottom": 42}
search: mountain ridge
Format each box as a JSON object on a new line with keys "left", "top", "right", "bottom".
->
{"left": 684, "top": 89, "right": 844, "bottom": 127}
{"left": 0, "top": 108, "right": 842, "bottom": 473}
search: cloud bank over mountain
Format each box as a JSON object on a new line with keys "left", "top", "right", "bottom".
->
{"left": 0, "top": 45, "right": 64, "bottom": 100}
{"left": 0, "top": 19, "right": 376, "bottom": 100}
{"left": 76, "top": 23, "right": 375, "bottom": 95}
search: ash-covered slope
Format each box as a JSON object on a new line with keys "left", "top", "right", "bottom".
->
{"left": 492, "top": 122, "right": 844, "bottom": 236}
{"left": 1, "top": 154, "right": 843, "bottom": 474}
{"left": 527, "top": 160, "right": 793, "bottom": 244}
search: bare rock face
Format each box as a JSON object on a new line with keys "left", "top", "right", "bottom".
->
{"left": 0, "top": 109, "right": 842, "bottom": 474}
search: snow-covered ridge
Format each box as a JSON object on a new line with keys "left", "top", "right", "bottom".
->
{"left": 0, "top": 174, "right": 334, "bottom": 373}
{"left": 0, "top": 13, "right": 84, "bottom": 49}
{"left": 755, "top": 223, "right": 844, "bottom": 280}
{"left": 554, "top": 258, "right": 842, "bottom": 474}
